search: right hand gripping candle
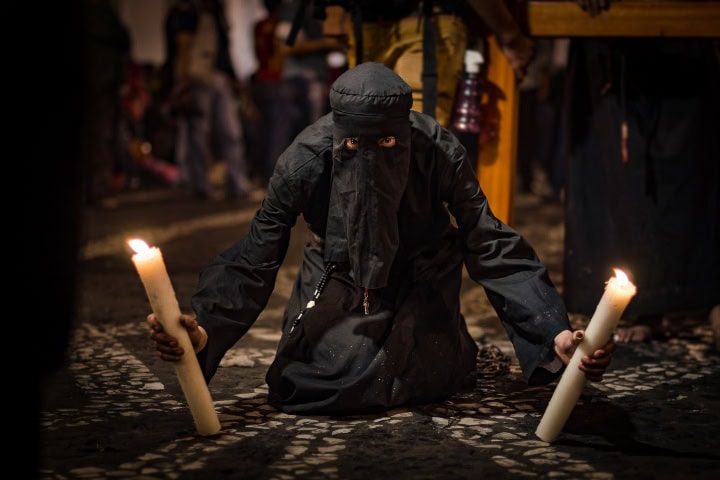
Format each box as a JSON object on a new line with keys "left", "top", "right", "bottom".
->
{"left": 536, "top": 269, "right": 637, "bottom": 442}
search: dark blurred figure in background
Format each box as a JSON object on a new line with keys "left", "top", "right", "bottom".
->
{"left": 270, "top": 0, "right": 345, "bottom": 168}
{"left": 224, "top": 0, "right": 269, "bottom": 185}
{"left": 563, "top": 1, "right": 720, "bottom": 348}
{"left": 82, "top": 0, "right": 132, "bottom": 208}
{"left": 275, "top": 0, "right": 344, "bottom": 125}
{"left": 245, "top": 0, "right": 286, "bottom": 185}
{"left": 163, "top": 0, "right": 251, "bottom": 200}
{"left": 516, "top": 38, "right": 568, "bottom": 200}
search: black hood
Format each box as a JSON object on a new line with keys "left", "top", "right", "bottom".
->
{"left": 324, "top": 62, "right": 413, "bottom": 289}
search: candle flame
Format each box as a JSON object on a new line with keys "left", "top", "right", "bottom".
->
{"left": 612, "top": 268, "right": 629, "bottom": 286}
{"left": 128, "top": 238, "right": 150, "bottom": 254}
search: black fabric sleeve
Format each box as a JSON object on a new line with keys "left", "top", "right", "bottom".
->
{"left": 191, "top": 172, "right": 301, "bottom": 383}
{"left": 439, "top": 127, "right": 571, "bottom": 384}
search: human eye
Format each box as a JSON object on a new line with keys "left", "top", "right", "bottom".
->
{"left": 377, "top": 136, "right": 397, "bottom": 148}
{"left": 344, "top": 137, "right": 359, "bottom": 150}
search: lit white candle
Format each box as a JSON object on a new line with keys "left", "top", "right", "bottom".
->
{"left": 128, "top": 238, "right": 221, "bottom": 436}
{"left": 536, "top": 268, "right": 637, "bottom": 442}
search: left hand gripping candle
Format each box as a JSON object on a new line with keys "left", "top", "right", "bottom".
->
{"left": 128, "top": 239, "right": 221, "bottom": 436}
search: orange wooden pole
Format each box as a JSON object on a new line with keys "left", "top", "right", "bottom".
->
{"left": 477, "top": 36, "right": 519, "bottom": 225}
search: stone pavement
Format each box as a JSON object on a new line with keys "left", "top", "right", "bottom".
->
{"left": 39, "top": 186, "right": 720, "bottom": 479}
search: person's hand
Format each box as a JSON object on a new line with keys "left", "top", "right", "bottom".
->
{"left": 497, "top": 30, "right": 535, "bottom": 82}
{"left": 465, "top": 0, "right": 535, "bottom": 80}
{"left": 576, "top": 0, "right": 613, "bottom": 17}
{"left": 147, "top": 313, "right": 208, "bottom": 361}
{"left": 554, "top": 329, "right": 616, "bottom": 381}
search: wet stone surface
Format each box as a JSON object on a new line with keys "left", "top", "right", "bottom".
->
{"left": 39, "top": 190, "right": 720, "bottom": 479}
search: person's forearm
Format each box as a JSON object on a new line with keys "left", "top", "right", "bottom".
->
{"left": 466, "top": 0, "right": 523, "bottom": 44}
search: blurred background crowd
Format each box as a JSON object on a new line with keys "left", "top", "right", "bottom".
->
{"left": 82, "top": 0, "right": 353, "bottom": 207}
{"left": 81, "top": 0, "right": 570, "bottom": 208}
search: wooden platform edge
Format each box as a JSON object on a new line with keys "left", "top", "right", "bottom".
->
{"left": 526, "top": 1, "right": 720, "bottom": 37}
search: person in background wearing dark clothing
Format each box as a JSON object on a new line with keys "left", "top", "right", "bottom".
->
{"left": 275, "top": 0, "right": 344, "bottom": 124}
{"left": 164, "top": 0, "right": 251, "bottom": 200}
{"left": 563, "top": 1, "right": 720, "bottom": 349}
{"left": 147, "top": 62, "right": 615, "bottom": 415}
{"left": 516, "top": 38, "right": 568, "bottom": 199}
{"left": 82, "top": 0, "right": 131, "bottom": 208}
{"left": 244, "top": 0, "right": 286, "bottom": 185}
{"left": 269, "top": 0, "right": 346, "bottom": 172}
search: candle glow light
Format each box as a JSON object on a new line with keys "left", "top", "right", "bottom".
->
{"left": 535, "top": 268, "right": 637, "bottom": 442}
{"left": 128, "top": 238, "right": 221, "bottom": 436}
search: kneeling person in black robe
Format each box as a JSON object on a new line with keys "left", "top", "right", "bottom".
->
{"left": 148, "top": 62, "right": 615, "bottom": 414}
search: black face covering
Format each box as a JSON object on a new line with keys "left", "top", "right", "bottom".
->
{"left": 324, "top": 62, "right": 413, "bottom": 290}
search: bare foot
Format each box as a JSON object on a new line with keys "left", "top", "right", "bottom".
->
{"left": 614, "top": 325, "right": 653, "bottom": 343}
{"left": 710, "top": 305, "right": 720, "bottom": 351}
{"left": 614, "top": 315, "right": 663, "bottom": 343}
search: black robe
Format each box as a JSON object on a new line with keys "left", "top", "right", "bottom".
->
{"left": 563, "top": 38, "right": 720, "bottom": 317}
{"left": 192, "top": 111, "right": 570, "bottom": 414}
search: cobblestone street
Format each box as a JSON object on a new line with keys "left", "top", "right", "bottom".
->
{"left": 39, "top": 187, "right": 720, "bottom": 479}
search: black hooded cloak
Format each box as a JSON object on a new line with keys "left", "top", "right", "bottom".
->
{"left": 192, "top": 62, "right": 571, "bottom": 414}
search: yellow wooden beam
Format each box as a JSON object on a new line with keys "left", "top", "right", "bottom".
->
{"left": 526, "top": 1, "right": 720, "bottom": 37}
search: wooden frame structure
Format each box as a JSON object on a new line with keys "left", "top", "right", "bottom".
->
{"left": 526, "top": 1, "right": 720, "bottom": 37}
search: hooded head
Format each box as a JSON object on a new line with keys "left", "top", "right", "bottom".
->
{"left": 323, "top": 62, "right": 413, "bottom": 290}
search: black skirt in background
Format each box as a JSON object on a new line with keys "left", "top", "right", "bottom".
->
{"left": 562, "top": 38, "right": 720, "bottom": 316}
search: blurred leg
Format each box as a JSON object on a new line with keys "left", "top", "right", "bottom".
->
{"left": 210, "top": 72, "right": 250, "bottom": 197}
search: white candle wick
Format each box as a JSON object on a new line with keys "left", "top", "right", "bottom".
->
{"left": 612, "top": 268, "right": 629, "bottom": 286}
{"left": 128, "top": 238, "right": 150, "bottom": 256}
